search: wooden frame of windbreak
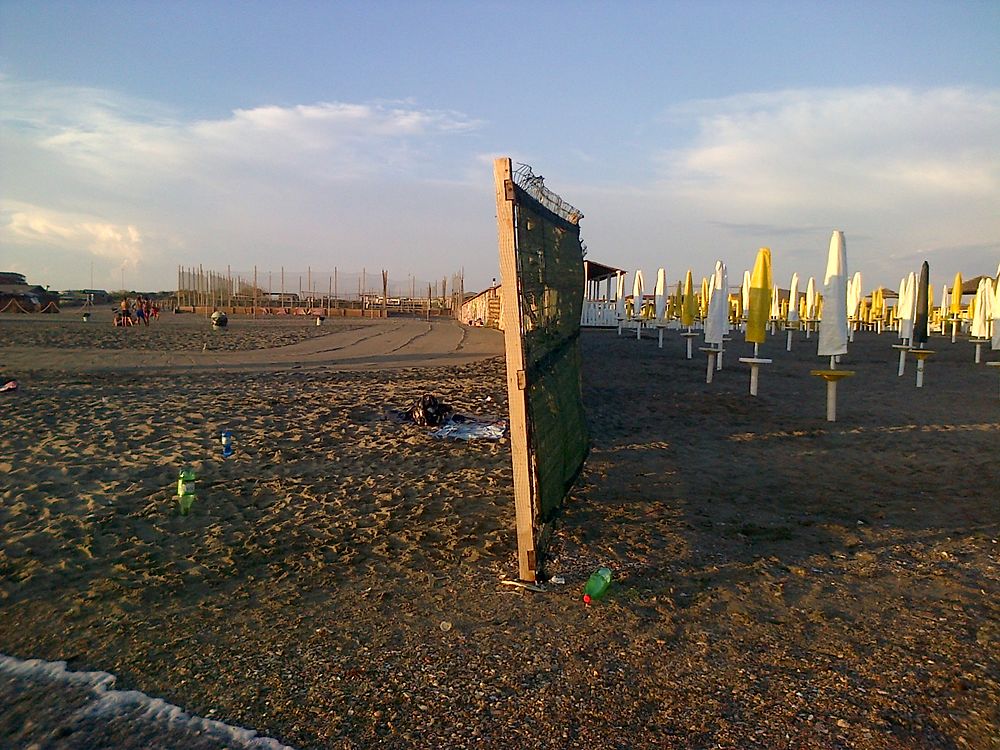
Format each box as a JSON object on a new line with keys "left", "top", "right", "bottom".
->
{"left": 494, "top": 157, "right": 538, "bottom": 582}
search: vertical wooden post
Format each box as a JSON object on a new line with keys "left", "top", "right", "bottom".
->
{"left": 494, "top": 157, "right": 537, "bottom": 582}
{"left": 253, "top": 266, "right": 258, "bottom": 319}
{"left": 382, "top": 270, "right": 388, "bottom": 318}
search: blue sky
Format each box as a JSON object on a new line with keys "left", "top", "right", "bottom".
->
{"left": 2, "top": 0, "right": 998, "bottom": 294}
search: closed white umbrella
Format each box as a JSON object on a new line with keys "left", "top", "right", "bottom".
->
{"left": 848, "top": 271, "right": 863, "bottom": 319}
{"left": 847, "top": 271, "right": 862, "bottom": 342}
{"left": 615, "top": 271, "right": 628, "bottom": 335}
{"left": 705, "top": 261, "right": 729, "bottom": 346}
{"left": 740, "top": 270, "right": 751, "bottom": 328}
{"left": 703, "top": 260, "right": 728, "bottom": 381}
{"left": 893, "top": 271, "right": 917, "bottom": 376}
{"left": 971, "top": 277, "right": 991, "bottom": 339}
{"left": 898, "top": 272, "right": 916, "bottom": 341}
{"left": 785, "top": 272, "right": 800, "bottom": 351}
{"left": 992, "top": 276, "right": 1000, "bottom": 350}
{"left": 939, "top": 284, "right": 950, "bottom": 333}
{"left": 631, "top": 269, "right": 644, "bottom": 339}
{"left": 971, "top": 277, "right": 992, "bottom": 363}
{"left": 654, "top": 268, "right": 667, "bottom": 321}
{"left": 818, "top": 230, "right": 849, "bottom": 363}
{"left": 804, "top": 276, "right": 817, "bottom": 338}
{"left": 810, "top": 231, "right": 854, "bottom": 421}
{"left": 654, "top": 268, "right": 667, "bottom": 348}
{"left": 787, "top": 273, "right": 800, "bottom": 323}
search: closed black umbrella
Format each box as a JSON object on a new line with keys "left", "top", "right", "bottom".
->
{"left": 913, "top": 261, "right": 929, "bottom": 345}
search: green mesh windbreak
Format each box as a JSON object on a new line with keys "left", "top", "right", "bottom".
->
{"left": 513, "top": 186, "right": 589, "bottom": 519}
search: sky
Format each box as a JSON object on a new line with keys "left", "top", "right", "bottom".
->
{"left": 1, "top": 0, "right": 998, "bottom": 295}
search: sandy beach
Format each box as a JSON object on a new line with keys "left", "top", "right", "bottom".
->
{"left": 1, "top": 312, "right": 997, "bottom": 749}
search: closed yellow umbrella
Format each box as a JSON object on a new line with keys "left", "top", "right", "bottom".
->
{"left": 670, "top": 281, "right": 682, "bottom": 320}
{"left": 699, "top": 276, "right": 710, "bottom": 319}
{"left": 681, "top": 270, "right": 696, "bottom": 327}
{"left": 745, "top": 247, "right": 772, "bottom": 344}
{"left": 950, "top": 273, "right": 963, "bottom": 316}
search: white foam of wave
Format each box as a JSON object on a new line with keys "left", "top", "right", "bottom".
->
{"left": 0, "top": 653, "right": 295, "bottom": 749}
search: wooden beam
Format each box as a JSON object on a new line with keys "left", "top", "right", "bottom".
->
{"left": 494, "top": 156, "right": 537, "bottom": 582}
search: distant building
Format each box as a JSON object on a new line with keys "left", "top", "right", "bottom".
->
{"left": 0, "top": 271, "right": 60, "bottom": 312}
{"left": 59, "top": 289, "right": 112, "bottom": 305}
{"left": 460, "top": 260, "right": 626, "bottom": 330}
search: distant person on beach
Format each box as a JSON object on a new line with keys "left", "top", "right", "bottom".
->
{"left": 135, "top": 296, "right": 147, "bottom": 326}
{"left": 115, "top": 297, "right": 132, "bottom": 326}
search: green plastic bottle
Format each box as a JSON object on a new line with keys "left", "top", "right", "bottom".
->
{"left": 176, "top": 468, "right": 196, "bottom": 515}
{"left": 583, "top": 567, "right": 612, "bottom": 604}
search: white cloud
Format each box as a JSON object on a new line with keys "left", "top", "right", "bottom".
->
{"left": 0, "top": 77, "right": 483, "bottom": 187}
{"left": 0, "top": 76, "right": 487, "bottom": 289}
{"left": 659, "top": 86, "right": 1000, "bottom": 211}
{"left": 629, "top": 86, "right": 1000, "bottom": 285}
{"left": 2, "top": 202, "right": 144, "bottom": 266}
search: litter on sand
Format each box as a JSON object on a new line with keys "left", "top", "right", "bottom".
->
{"left": 1, "top": 380, "right": 18, "bottom": 392}
{"left": 393, "top": 394, "right": 507, "bottom": 439}
{"left": 499, "top": 580, "right": 547, "bottom": 593}
{"left": 432, "top": 418, "right": 507, "bottom": 441}
{"left": 397, "top": 394, "right": 452, "bottom": 426}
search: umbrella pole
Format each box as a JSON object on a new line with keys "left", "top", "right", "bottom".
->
{"left": 898, "top": 348, "right": 907, "bottom": 376}
{"left": 658, "top": 327, "right": 664, "bottom": 349}
{"left": 786, "top": 329, "right": 793, "bottom": 351}
{"left": 826, "top": 380, "right": 838, "bottom": 422}
{"left": 686, "top": 327, "right": 693, "bottom": 359}
{"left": 951, "top": 320, "right": 957, "bottom": 343}
{"left": 749, "top": 364, "right": 759, "bottom": 396}
{"left": 636, "top": 320, "right": 642, "bottom": 341}
{"left": 706, "top": 352, "right": 715, "bottom": 383}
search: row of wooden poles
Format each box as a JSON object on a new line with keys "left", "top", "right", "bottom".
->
{"left": 176, "top": 265, "right": 465, "bottom": 316}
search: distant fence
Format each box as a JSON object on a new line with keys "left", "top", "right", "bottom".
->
{"left": 176, "top": 266, "right": 465, "bottom": 317}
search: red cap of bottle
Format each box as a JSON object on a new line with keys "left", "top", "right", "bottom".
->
{"left": 583, "top": 594, "right": 591, "bottom": 604}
